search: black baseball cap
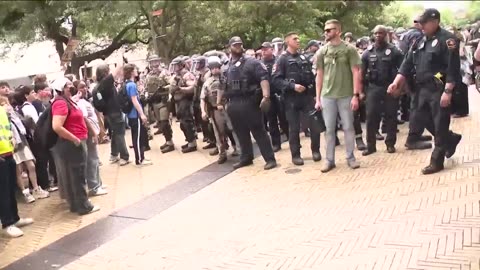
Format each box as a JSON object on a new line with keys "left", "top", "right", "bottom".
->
{"left": 229, "top": 36, "right": 243, "bottom": 46}
{"left": 418, "top": 8, "right": 441, "bottom": 24}
{"left": 260, "top": 42, "right": 273, "bottom": 49}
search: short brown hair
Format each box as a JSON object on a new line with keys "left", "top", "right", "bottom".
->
{"left": 284, "top": 32, "right": 299, "bottom": 39}
{"left": 325, "top": 19, "right": 342, "bottom": 31}
{"left": 123, "top": 64, "right": 136, "bottom": 80}
{"left": 33, "top": 74, "right": 47, "bottom": 84}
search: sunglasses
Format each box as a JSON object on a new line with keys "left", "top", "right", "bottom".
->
{"left": 324, "top": 28, "right": 336, "bottom": 33}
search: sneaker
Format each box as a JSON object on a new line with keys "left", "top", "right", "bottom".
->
{"left": 47, "top": 186, "right": 59, "bottom": 192}
{"left": 78, "top": 205, "right": 100, "bottom": 216}
{"left": 348, "top": 160, "right": 360, "bottom": 169}
{"left": 119, "top": 159, "right": 130, "bottom": 166}
{"left": 3, "top": 225, "right": 23, "bottom": 238}
{"left": 15, "top": 218, "right": 34, "bottom": 228}
{"left": 23, "top": 190, "right": 35, "bottom": 204}
{"left": 33, "top": 187, "right": 50, "bottom": 199}
{"left": 109, "top": 156, "right": 120, "bottom": 164}
{"left": 89, "top": 187, "right": 108, "bottom": 197}
{"left": 136, "top": 160, "right": 153, "bottom": 167}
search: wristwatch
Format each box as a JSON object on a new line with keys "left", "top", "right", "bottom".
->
{"left": 444, "top": 89, "right": 453, "bottom": 94}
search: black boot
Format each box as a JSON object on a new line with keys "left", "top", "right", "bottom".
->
{"left": 209, "top": 148, "right": 219, "bottom": 156}
{"left": 362, "top": 147, "right": 376, "bottom": 156}
{"left": 446, "top": 133, "right": 462, "bottom": 158}
{"left": 202, "top": 142, "right": 216, "bottom": 150}
{"left": 356, "top": 137, "right": 367, "bottom": 151}
{"left": 181, "top": 143, "right": 197, "bottom": 153}
{"left": 264, "top": 160, "right": 277, "bottom": 170}
{"left": 161, "top": 144, "right": 175, "bottom": 154}
{"left": 233, "top": 160, "right": 253, "bottom": 169}
{"left": 217, "top": 153, "right": 227, "bottom": 164}
{"left": 421, "top": 163, "right": 444, "bottom": 175}
{"left": 405, "top": 141, "right": 432, "bottom": 150}
{"left": 312, "top": 152, "right": 322, "bottom": 162}
{"left": 386, "top": 145, "right": 396, "bottom": 154}
{"left": 292, "top": 157, "right": 304, "bottom": 166}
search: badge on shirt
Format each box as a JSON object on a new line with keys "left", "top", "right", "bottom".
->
{"left": 300, "top": 55, "right": 306, "bottom": 60}
{"left": 385, "top": 49, "right": 391, "bottom": 56}
{"left": 446, "top": 38, "right": 457, "bottom": 50}
{"left": 260, "top": 62, "right": 268, "bottom": 71}
{"left": 432, "top": 39, "right": 438, "bottom": 47}
{"left": 235, "top": 61, "right": 241, "bottom": 67}
{"left": 418, "top": 41, "right": 425, "bottom": 50}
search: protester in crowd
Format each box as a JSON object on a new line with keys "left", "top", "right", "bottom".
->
{"left": 50, "top": 77, "right": 99, "bottom": 215}
{"left": 95, "top": 64, "right": 130, "bottom": 165}
{"left": 0, "top": 102, "right": 34, "bottom": 238}
{"left": 73, "top": 80, "right": 108, "bottom": 196}
{"left": 124, "top": 64, "right": 152, "bottom": 167}
{"left": 0, "top": 95, "right": 49, "bottom": 203}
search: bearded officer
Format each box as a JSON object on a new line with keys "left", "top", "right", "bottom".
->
{"left": 388, "top": 8, "right": 462, "bottom": 174}
{"left": 222, "top": 36, "right": 277, "bottom": 170}
{"left": 361, "top": 25, "right": 404, "bottom": 156}
{"left": 169, "top": 57, "right": 198, "bottom": 153}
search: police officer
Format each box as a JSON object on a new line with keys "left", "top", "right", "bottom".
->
{"left": 145, "top": 55, "right": 175, "bottom": 153}
{"left": 192, "top": 56, "right": 216, "bottom": 149}
{"left": 201, "top": 56, "right": 238, "bottom": 164}
{"left": 361, "top": 25, "right": 404, "bottom": 156}
{"left": 305, "top": 40, "right": 320, "bottom": 63}
{"left": 272, "top": 32, "right": 321, "bottom": 165}
{"left": 222, "top": 36, "right": 277, "bottom": 170}
{"left": 399, "top": 16, "right": 435, "bottom": 149}
{"left": 388, "top": 8, "right": 462, "bottom": 174}
{"left": 261, "top": 41, "right": 287, "bottom": 152}
{"left": 272, "top": 37, "right": 285, "bottom": 56}
{"left": 344, "top": 32, "right": 355, "bottom": 45}
{"left": 169, "top": 57, "right": 198, "bottom": 153}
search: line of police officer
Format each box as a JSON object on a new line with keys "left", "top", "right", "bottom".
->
{"left": 142, "top": 7, "right": 463, "bottom": 175}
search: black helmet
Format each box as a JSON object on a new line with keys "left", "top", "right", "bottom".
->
{"left": 171, "top": 57, "right": 185, "bottom": 66}
{"left": 192, "top": 56, "right": 207, "bottom": 71}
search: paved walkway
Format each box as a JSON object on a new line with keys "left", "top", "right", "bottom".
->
{"left": 0, "top": 123, "right": 218, "bottom": 268}
{"left": 3, "top": 89, "right": 480, "bottom": 270}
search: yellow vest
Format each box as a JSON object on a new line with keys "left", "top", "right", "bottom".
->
{"left": 0, "top": 107, "right": 14, "bottom": 155}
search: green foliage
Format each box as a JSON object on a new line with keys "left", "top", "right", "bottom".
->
{"left": 0, "top": 0, "right": 393, "bottom": 64}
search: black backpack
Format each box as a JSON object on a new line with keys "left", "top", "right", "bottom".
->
{"left": 33, "top": 98, "right": 70, "bottom": 151}
{"left": 92, "top": 85, "right": 107, "bottom": 113}
{"left": 117, "top": 83, "right": 133, "bottom": 114}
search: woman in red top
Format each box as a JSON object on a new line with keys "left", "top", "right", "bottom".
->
{"left": 50, "top": 77, "right": 100, "bottom": 215}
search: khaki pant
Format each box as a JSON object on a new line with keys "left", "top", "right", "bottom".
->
{"left": 211, "top": 109, "right": 237, "bottom": 154}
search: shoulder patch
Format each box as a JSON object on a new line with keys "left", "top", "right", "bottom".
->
{"left": 446, "top": 38, "right": 457, "bottom": 50}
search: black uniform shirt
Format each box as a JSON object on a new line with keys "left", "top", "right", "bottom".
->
{"left": 361, "top": 43, "right": 404, "bottom": 85}
{"left": 399, "top": 27, "right": 461, "bottom": 84}
{"left": 272, "top": 50, "right": 314, "bottom": 95}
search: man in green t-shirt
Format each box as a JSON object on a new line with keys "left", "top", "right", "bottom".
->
{"left": 314, "top": 19, "right": 363, "bottom": 173}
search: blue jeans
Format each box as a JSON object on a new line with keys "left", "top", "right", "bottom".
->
{"left": 86, "top": 133, "right": 102, "bottom": 192}
{"left": 322, "top": 96, "right": 356, "bottom": 165}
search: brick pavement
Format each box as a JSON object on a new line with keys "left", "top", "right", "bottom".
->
{"left": 0, "top": 124, "right": 218, "bottom": 268}
{"left": 59, "top": 89, "right": 480, "bottom": 270}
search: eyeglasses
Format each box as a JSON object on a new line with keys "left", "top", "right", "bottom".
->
{"left": 324, "top": 28, "right": 336, "bottom": 33}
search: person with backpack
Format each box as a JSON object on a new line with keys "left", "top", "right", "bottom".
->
{"left": 49, "top": 77, "right": 100, "bottom": 215}
{"left": 0, "top": 95, "right": 49, "bottom": 204}
{"left": 94, "top": 64, "right": 130, "bottom": 166}
{"left": 0, "top": 103, "right": 34, "bottom": 238}
{"left": 123, "top": 64, "right": 152, "bottom": 167}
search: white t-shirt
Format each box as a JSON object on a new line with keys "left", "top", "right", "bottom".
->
{"left": 77, "top": 98, "right": 100, "bottom": 136}
{"left": 21, "top": 102, "right": 39, "bottom": 123}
